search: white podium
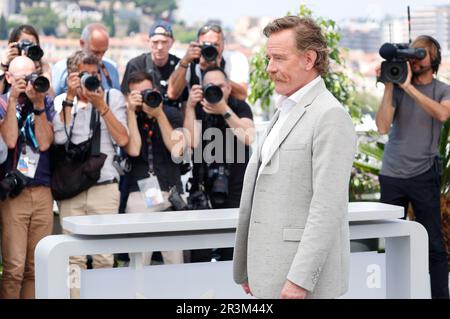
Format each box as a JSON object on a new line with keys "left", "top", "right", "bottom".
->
{"left": 35, "top": 202, "right": 431, "bottom": 299}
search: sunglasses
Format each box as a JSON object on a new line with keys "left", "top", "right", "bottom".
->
{"left": 197, "top": 24, "right": 223, "bottom": 37}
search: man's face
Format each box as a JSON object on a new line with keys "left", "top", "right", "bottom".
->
{"left": 410, "top": 46, "right": 433, "bottom": 76}
{"left": 266, "top": 29, "right": 311, "bottom": 97}
{"left": 203, "top": 70, "right": 231, "bottom": 102}
{"left": 81, "top": 30, "right": 109, "bottom": 60}
{"left": 150, "top": 31, "right": 173, "bottom": 62}
{"left": 199, "top": 30, "right": 224, "bottom": 57}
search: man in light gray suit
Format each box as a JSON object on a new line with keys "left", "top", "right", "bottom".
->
{"left": 233, "top": 16, "right": 357, "bottom": 299}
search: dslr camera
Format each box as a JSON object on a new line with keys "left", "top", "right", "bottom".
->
{"left": 0, "top": 170, "right": 29, "bottom": 201}
{"left": 203, "top": 84, "right": 223, "bottom": 104}
{"left": 79, "top": 72, "right": 101, "bottom": 91}
{"left": 141, "top": 89, "right": 163, "bottom": 108}
{"left": 25, "top": 73, "right": 50, "bottom": 93}
{"left": 378, "top": 42, "right": 426, "bottom": 84}
{"left": 200, "top": 42, "right": 219, "bottom": 62}
{"left": 15, "top": 39, "right": 44, "bottom": 61}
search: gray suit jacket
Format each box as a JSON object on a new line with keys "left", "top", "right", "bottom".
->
{"left": 233, "top": 79, "right": 357, "bottom": 299}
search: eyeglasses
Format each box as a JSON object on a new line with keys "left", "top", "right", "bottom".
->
{"left": 197, "top": 24, "right": 223, "bottom": 37}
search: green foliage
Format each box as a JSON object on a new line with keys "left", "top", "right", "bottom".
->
{"left": 172, "top": 24, "right": 197, "bottom": 44}
{"left": 23, "top": 5, "right": 59, "bottom": 36}
{"left": 248, "top": 49, "right": 275, "bottom": 112}
{"left": 125, "top": 0, "right": 177, "bottom": 20}
{"left": 102, "top": 4, "right": 116, "bottom": 37}
{"left": 127, "top": 19, "right": 141, "bottom": 35}
{"left": 439, "top": 119, "right": 450, "bottom": 194}
{"left": 0, "top": 15, "right": 8, "bottom": 40}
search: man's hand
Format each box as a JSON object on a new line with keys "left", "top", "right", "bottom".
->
{"left": 182, "top": 42, "right": 202, "bottom": 65}
{"left": 201, "top": 98, "right": 228, "bottom": 116}
{"left": 280, "top": 280, "right": 307, "bottom": 299}
{"left": 399, "top": 62, "right": 412, "bottom": 91}
{"left": 9, "top": 75, "right": 26, "bottom": 101}
{"left": 241, "top": 283, "right": 253, "bottom": 296}
{"left": 66, "top": 72, "right": 81, "bottom": 99}
{"left": 83, "top": 86, "right": 105, "bottom": 110}
{"left": 26, "top": 84, "right": 46, "bottom": 108}
{"left": 127, "top": 90, "right": 143, "bottom": 112}
{"left": 142, "top": 102, "right": 163, "bottom": 120}
{"left": 187, "top": 84, "right": 203, "bottom": 109}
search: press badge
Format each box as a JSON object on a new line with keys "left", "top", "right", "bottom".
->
{"left": 17, "top": 145, "right": 40, "bottom": 179}
{"left": 137, "top": 175, "right": 165, "bottom": 208}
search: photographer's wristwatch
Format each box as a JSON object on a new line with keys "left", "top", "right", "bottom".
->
{"left": 222, "top": 108, "right": 232, "bottom": 120}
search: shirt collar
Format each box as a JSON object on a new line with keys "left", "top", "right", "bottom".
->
{"left": 276, "top": 76, "right": 321, "bottom": 111}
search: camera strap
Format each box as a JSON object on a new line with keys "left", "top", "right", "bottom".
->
{"left": 99, "top": 62, "right": 113, "bottom": 89}
{"left": 189, "top": 58, "right": 226, "bottom": 89}
{"left": 145, "top": 54, "right": 165, "bottom": 95}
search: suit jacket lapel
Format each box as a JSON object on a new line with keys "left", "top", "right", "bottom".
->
{"left": 262, "top": 79, "right": 326, "bottom": 169}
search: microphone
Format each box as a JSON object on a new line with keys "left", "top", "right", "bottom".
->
{"left": 379, "top": 43, "right": 427, "bottom": 60}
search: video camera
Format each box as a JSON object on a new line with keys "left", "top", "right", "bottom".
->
{"left": 15, "top": 39, "right": 44, "bottom": 61}
{"left": 378, "top": 42, "right": 426, "bottom": 84}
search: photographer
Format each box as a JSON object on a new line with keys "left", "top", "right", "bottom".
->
{"left": 0, "top": 56, "right": 55, "bottom": 299}
{"left": 167, "top": 23, "right": 249, "bottom": 102}
{"left": 121, "top": 20, "right": 187, "bottom": 108}
{"left": 184, "top": 66, "right": 254, "bottom": 262}
{"left": 122, "top": 71, "right": 187, "bottom": 265}
{"left": 52, "top": 23, "right": 120, "bottom": 96}
{"left": 376, "top": 35, "right": 450, "bottom": 299}
{"left": 52, "top": 50, "right": 128, "bottom": 299}
{"left": 0, "top": 25, "right": 53, "bottom": 97}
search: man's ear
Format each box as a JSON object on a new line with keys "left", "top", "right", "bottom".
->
{"left": 5, "top": 72, "right": 13, "bottom": 85}
{"left": 304, "top": 50, "right": 318, "bottom": 71}
{"left": 79, "top": 39, "right": 85, "bottom": 49}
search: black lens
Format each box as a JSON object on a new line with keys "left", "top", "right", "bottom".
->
{"left": 32, "top": 76, "right": 50, "bottom": 93}
{"left": 80, "top": 73, "right": 101, "bottom": 91}
{"left": 201, "top": 45, "right": 218, "bottom": 62}
{"left": 390, "top": 66, "right": 400, "bottom": 76}
{"left": 203, "top": 84, "right": 223, "bottom": 104}
{"left": 141, "top": 89, "right": 163, "bottom": 108}
{"left": 26, "top": 45, "right": 44, "bottom": 61}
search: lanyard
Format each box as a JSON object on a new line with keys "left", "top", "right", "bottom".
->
{"left": 16, "top": 107, "right": 39, "bottom": 150}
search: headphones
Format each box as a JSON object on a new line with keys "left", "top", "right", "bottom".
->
{"left": 417, "top": 35, "right": 441, "bottom": 73}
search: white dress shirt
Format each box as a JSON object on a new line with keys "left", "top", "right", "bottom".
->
{"left": 258, "top": 76, "right": 321, "bottom": 176}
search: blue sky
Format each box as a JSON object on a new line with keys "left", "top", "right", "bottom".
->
{"left": 178, "top": 0, "right": 450, "bottom": 28}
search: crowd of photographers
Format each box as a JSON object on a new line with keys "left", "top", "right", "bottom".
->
{"left": 0, "top": 21, "right": 254, "bottom": 299}
{"left": 0, "top": 18, "right": 448, "bottom": 300}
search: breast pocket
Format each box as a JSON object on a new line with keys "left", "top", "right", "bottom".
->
{"left": 280, "top": 143, "right": 307, "bottom": 151}
{"left": 282, "top": 228, "right": 305, "bottom": 242}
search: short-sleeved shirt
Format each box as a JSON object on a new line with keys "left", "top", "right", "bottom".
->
{"left": 0, "top": 94, "right": 56, "bottom": 186}
{"left": 184, "top": 50, "right": 249, "bottom": 88}
{"left": 127, "top": 105, "right": 184, "bottom": 193}
{"left": 52, "top": 89, "right": 128, "bottom": 183}
{"left": 192, "top": 96, "right": 253, "bottom": 197}
{"left": 381, "top": 79, "right": 450, "bottom": 178}
{"left": 120, "top": 53, "right": 188, "bottom": 107}
{"left": 52, "top": 57, "right": 120, "bottom": 96}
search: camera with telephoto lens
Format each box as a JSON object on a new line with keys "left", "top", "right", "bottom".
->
{"left": 200, "top": 42, "right": 218, "bottom": 62}
{"left": 25, "top": 73, "right": 50, "bottom": 93}
{"left": 0, "top": 170, "right": 29, "bottom": 201}
{"left": 207, "top": 164, "right": 230, "bottom": 206}
{"left": 141, "top": 89, "right": 163, "bottom": 108}
{"left": 378, "top": 42, "right": 427, "bottom": 84}
{"left": 15, "top": 39, "right": 44, "bottom": 61}
{"left": 79, "top": 71, "right": 101, "bottom": 91}
{"left": 203, "top": 84, "right": 223, "bottom": 104}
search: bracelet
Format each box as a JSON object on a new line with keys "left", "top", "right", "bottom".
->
{"left": 100, "top": 107, "right": 110, "bottom": 117}
{"left": 179, "top": 61, "right": 189, "bottom": 69}
{"left": 62, "top": 100, "right": 74, "bottom": 108}
{"left": 0, "top": 62, "right": 9, "bottom": 70}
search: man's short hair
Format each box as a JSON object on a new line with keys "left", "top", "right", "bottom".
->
{"left": 263, "top": 16, "right": 329, "bottom": 76}
{"left": 202, "top": 66, "right": 229, "bottom": 82}
{"left": 67, "top": 50, "right": 99, "bottom": 73}
{"left": 81, "top": 23, "right": 109, "bottom": 43}
{"left": 127, "top": 71, "right": 154, "bottom": 87}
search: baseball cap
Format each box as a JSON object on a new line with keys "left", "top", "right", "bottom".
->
{"left": 149, "top": 20, "right": 173, "bottom": 38}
